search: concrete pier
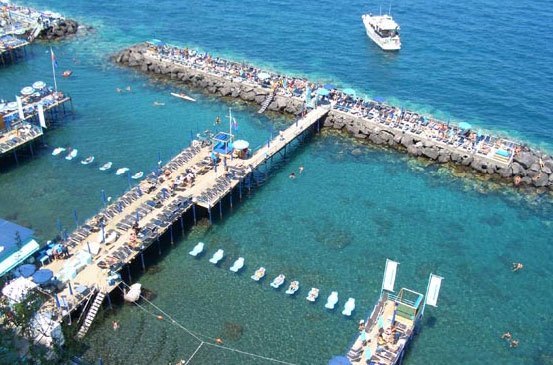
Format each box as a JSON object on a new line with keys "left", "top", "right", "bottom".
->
{"left": 115, "top": 42, "right": 553, "bottom": 192}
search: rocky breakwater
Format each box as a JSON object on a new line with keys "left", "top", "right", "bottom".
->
{"left": 325, "top": 110, "right": 553, "bottom": 191}
{"left": 114, "top": 43, "right": 305, "bottom": 116}
{"left": 38, "top": 19, "right": 80, "bottom": 41}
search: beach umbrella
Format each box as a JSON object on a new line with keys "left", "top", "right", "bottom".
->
{"left": 21, "top": 86, "right": 35, "bottom": 96}
{"left": 233, "top": 140, "right": 249, "bottom": 150}
{"left": 328, "top": 356, "right": 351, "bottom": 365}
{"left": 257, "top": 72, "right": 271, "bottom": 80}
{"left": 317, "top": 88, "right": 330, "bottom": 96}
{"left": 6, "top": 102, "right": 18, "bottom": 110}
{"left": 32, "top": 269, "right": 53, "bottom": 284}
{"left": 374, "top": 96, "right": 386, "bottom": 103}
{"left": 343, "top": 88, "right": 356, "bottom": 96}
{"left": 324, "top": 83, "right": 336, "bottom": 90}
{"left": 32, "top": 81, "right": 46, "bottom": 89}
{"left": 14, "top": 264, "right": 37, "bottom": 278}
{"left": 458, "top": 122, "right": 472, "bottom": 130}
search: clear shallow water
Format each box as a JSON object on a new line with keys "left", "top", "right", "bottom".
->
{"left": 1, "top": 0, "right": 552, "bottom": 364}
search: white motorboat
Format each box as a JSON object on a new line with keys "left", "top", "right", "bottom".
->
{"left": 171, "top": 92, "right": 196, "bottom": 102}
{"left": 116, "top": 167, "right": 129, "bottom": 175}
{"left": 306, "top": 287, "right": 319, "bottom": 302}
{"left": 131, "top": 171, "right": 144, "bottom": 179}
{"left": 65, "top": 149, "right": 78, "bottom": 160}
{"left": 209, "top": 249, "right": 224, "bottom": 264}
{"left": 270, "top": 274, "right": 286, "bottom": 289}
{"left": 52, "top": 147, "right": 65, "bottom": 156}
{"left": 189, "top": 242, "right": 204, "bottom": 257}
{"left": 123, "top": 283, "right": 141, "bottom": 303}
{"left": 81, "top": 156, "right": 94, "bottom": 165}
{"left": 361, "top": 13, "right": 401, "bottom": 51}
{"left": 99, "top": 162, "right": 112, "bottom": 171}
{"left": 325, "top": 291, "right": 339, "bottom": 309}
{"left": 230, "top": 257, "right": 245, "bottom": 272}
{"left": 342, "top": 298, "right": 356, "bottom": 316}
{"left": 285, "top": 280, "right": 300, "bottom": 295}
{"left": 251, "top": 267, "right": 266, "bottom": 281}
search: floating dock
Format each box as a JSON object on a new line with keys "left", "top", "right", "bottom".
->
{"left": 36, "top": 105, "right": 329, "bottom": 334}
{"left": 342, "top": 259, "right": 443, "bottom": 364}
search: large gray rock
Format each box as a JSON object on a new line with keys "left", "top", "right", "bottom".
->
{"left": 532, "top": 173, "right": 549, "bottom": 187}
{"left": 407, "top": 144, "right": 421, "bottom": 156}
{"left": 422, "top": 147, "right": 439, "bottom": 160}
{"left": 513, "top": 151, "right": 537, "bottom": 169}
{"left": 511, "top": 162, "right": 524, "bottom": 176}
{"left": 437, "top": 151, "right": 451, "bottom": 163}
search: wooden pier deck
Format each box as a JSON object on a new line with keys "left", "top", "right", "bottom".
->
{"left": 38, "top": 106, "right": 329, "bottom": 320}
{"left": 0, "top": 95, "right": 72, "bottom": 158}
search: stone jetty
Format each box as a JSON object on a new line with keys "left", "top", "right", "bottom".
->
{"left": 114, "top": 42, "right": 553, "bottom": 192}
{"left": 37, "top": 19, "right": 80, "bottom": 41}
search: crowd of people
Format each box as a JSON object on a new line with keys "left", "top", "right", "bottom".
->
{"left": 147, "top": 42, "right": 521, "bottom": 163}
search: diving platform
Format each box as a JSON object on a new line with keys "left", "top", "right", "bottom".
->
{"left": 36, "top": 106, "right": 329, "bottom": 326}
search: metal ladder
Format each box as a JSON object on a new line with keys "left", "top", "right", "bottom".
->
{"left": 76, "top": 291, "right": 106, "bottom": 339}
{"left": 257, "top": 91, "right": 275, "bottom": 114}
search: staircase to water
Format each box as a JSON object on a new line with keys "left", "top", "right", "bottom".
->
{"left": 257, "top": 91, "right": 275, "bottom": 114}
{"left": 76, "top": 291, "right": 105, "bottom": 339}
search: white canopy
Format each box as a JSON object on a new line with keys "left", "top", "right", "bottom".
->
{"left": 2, "top": 276, "right": 37, "bottom": 303}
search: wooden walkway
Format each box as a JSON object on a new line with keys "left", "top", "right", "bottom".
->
{"left": 38, "top": 106, "right": 329, "bottom": 320}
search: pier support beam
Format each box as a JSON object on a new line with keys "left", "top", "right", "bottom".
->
{"left": 229, "top": 189, "right": 233, "bottom": 209}
{"left": 192, "top": 204, "right": 197, "bottom": 225}
{"left": 208, "top": 206, "right": 212, "bottom": 225}
{"left": 106, "top": 291, "right": 113, "bottom": 310}
{"left": 126, "top": 265, "right": 132, "bottom": 283}
{"left": 219, "top": 200, "right": 223, "bottom": 220}
{"left": 170, "top": 225, "right": 174, "bottom": 245}
{"left": 157, "top": 236, "right": 162, "bottom": 256}
{"left": 140, "top": 252, "right": 146, "bottom": 272}
{"left": 180, "top": 215, "right": 185, "bottom": 235}
{"left": 239, "top": 179, "right": 243, "bottom": 201}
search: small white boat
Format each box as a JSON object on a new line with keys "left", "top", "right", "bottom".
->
{"left": 306, "top": 288, "right": 320, "bottom": 302}
{"left": 230, "top": 257, "right": 245, "bottom": 273}
{"left": 325, "top": 291, "right": 339, "bottom": 309}
{"left": 251, "top": 267, "right": 266, "bottom": 281}
{"left": 81, "top": 156, "right": 94, "bottom": 165}
{"left": 116, "top": 167, "right": 129, "bottom": 175}
{"left": 171, "top": 92, "right": 196, "bottom": 102}
{"left": 285, "top": 280, "right": 300, "bottom": 295}
{"left": 52, "top": 147, "right": 65, "bottom": 156}
{"left": 131, "top": 171, "right": 144, "bottom": 179}
{"left": 209, "top": 249, "right": 224, "bottom": 264}
{"left": 123, "top": 283, "right": 142, "bottom": 303}
{"left": 65, "top": 149, "right": 78, "bottom": 160}
{"left": 270, "top": 274, "right": 286, "bottom": 289}
{"left": 342, "top": 298, "right": 356, "bottom": 316}
{"left": 99, "top": 162, "right": 112, "bottom": 171}
{"left": 189, "top": 242, "right": 204, "bottom": 257}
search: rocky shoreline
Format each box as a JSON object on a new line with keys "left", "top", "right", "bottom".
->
{"left": 37, "top": 19, "right": 80, "bottom": 41}
{"left": 114, "top": 43, "right": 553, "bottom": 193}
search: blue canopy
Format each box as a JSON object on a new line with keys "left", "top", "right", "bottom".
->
{"left": 324, "top": 84, "right": 336, "bottom": 90}
{"left": 32, "top": 269, "right": 53, "bottom": 284}
{"left": 317, "top": 88, "right": 330, "bottom": 96}
{"left": 14, "top": 263, "right": 36, "bottom": 278}
{"left": 374, "top": 96, "right": 386, "bottom": 103}
{"left": 458, "top": 122, "right": 472, "bottom": 130}
{"left": 328, "top": 356, "right": 351, "bottom": 365}
{"left": 0, "top": 218, "right": 34, "bottom": 261}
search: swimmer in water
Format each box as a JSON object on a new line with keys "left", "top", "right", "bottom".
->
{"left": 126, "top": 86, "right": 132, "bottom": 92}
{"left": 299, "top": 165, "right": 304, "bottom": 174}
{"left": 289, "top": 172, "right": 296, "bottom": 179}
{"left": 112, "top": 321, "right": 119, "bottom": 331}
{"left": 512, "top": 262, "right": 523, "bottom": 272}
{"left": 510, "top": 339, "right": 519, "bottom": 348}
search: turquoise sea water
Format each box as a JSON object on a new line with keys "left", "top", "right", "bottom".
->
{"left": 1, "top": 0, "right": 552, "bottom": 364}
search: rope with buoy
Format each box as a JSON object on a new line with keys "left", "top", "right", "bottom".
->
{"left": 117, "top": 283, "right": 296, "bottom": 365}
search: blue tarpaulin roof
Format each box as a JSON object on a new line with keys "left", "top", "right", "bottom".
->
{"left": 0, "top": 218, "right": 34, "bottom": 261}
